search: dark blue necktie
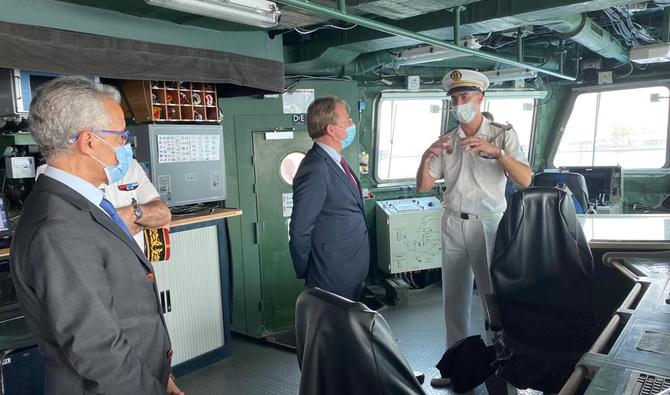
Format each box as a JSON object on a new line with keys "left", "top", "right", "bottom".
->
{"left": 99, "top": 197, "right": 134, "bottom": 239}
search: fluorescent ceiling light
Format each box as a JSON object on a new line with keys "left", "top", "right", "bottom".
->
{"left": 396, "top": 38, "right": 480, "bottom": 65}
{"left": 145, "top": 0, "right": 281, "bottom": 29}
{"left": 482, "top": 67, "right": 538, "bottom": 83}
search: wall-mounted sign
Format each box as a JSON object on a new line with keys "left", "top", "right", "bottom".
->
{"left": 292, "top": 114, "right": 306, "bottom": 125}
{"left": 282, "top": 89, "right": 314, "bottom": 114}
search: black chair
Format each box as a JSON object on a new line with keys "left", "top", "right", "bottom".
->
{"left": 295, "top": 288, "right": 425, "bottom": 395}
{"left": 533, "top": 172, "right": 590, "bottom": 214}
{"left": 488, "top": 186, "right": 597, "bottom": 393}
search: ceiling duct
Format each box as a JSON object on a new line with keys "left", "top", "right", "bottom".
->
{"left": 482, "top": 67, "right": 538, "bottom": 83}
{"left": 395, "top": 38, "right": 480, "bottom": 65}
{"left": 542, "top": 14, "right": 629, "bottom": 63}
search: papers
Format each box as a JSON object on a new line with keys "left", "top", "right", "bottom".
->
{"left": 157, "top": 134, "right": 220, "bottom": 163}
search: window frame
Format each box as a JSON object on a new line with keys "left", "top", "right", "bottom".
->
{"left": 372, "top": 89, "right": 545, "bottom": 185}
{"left": 550, "top": 81, "right": 670, "bottom": 172}
{"left": 372, "top": 90, "right": 449, "bottom": 185}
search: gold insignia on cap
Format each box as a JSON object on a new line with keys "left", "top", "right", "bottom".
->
{"left": 450, "top": 70, "right": 462, "bottom": 81}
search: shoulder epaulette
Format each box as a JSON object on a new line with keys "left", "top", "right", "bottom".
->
{"left": 490, "top": 121, "right": 514, "bottom": 131}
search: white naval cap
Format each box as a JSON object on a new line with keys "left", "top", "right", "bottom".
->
{"left": 442, "top": 69, "right": 490, "bottom": 96}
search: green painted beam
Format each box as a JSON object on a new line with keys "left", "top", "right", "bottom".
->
{"left": 277, "top": 0, "right": 575, "bottom": 80}
{"left": 453, "top": 7, "right": 461, "bottom": 45}
{"left": 337, "top": 0, "right": 347, "bottom": 13}
{"left": 664, "top": 6, "right": 670, "bottom": 43}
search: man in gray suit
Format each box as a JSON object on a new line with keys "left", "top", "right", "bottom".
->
{"left": 10, "top": 76, "right": 177, "bottom": 394}
{"left": 289, "top": 96, "right": 370, "bottom": 301}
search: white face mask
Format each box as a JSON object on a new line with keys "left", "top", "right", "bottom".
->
{"left": 452, "top": 102, "right": 478, "bottom": 124}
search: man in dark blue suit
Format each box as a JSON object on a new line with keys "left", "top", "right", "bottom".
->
{"left": 289, "top": 96, "right": 369, "bottom": 301}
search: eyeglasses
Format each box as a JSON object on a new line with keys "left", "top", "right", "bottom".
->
{"left": 95, "top": 129, "right": 131, "bottom": 144}
{"left": 70, "top": 129, "right": 131, "bottom": 144}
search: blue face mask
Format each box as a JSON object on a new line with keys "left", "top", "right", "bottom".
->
{"left": 337, "top": 124, "right": 357, "bottom": 149}
{"left": 91, "top": 135, "right": 133, "bottom": 184}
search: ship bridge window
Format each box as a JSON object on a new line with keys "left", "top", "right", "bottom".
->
{"left": 375, "top": 92, "right": 447, "bottom": 182}
{"left": 483, "top": 97, "right": 536, "bottom": 158}
{"left": 554, "top": 86, "right": 669, "bottom": 169}
{"left": 374, "top": 91, "right": 541, "bottom": 183}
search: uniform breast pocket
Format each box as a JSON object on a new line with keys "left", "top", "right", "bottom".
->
{"left": 478, "top": 156, "right": 505, "bottom": 182}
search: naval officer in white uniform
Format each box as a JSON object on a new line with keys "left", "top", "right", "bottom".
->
{"left": 416, "top": 69, "right": 532, "bottom": 387}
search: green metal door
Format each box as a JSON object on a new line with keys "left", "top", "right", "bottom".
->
{"left": 253, "top": 130, "right": 313, "bottom": 332}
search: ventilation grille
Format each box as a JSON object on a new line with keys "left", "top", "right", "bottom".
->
{"left": 629, "top": 372, "right": 670, "bottom": 395}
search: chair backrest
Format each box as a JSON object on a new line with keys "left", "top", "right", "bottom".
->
{"left": 490, "top": 187, "right": 596, "bottom": 392}
{"left": 295, "top": 288, "right": 425, "bottom": 395}
{"left": 533, "top": 172, "right": 589, "bottom": 214}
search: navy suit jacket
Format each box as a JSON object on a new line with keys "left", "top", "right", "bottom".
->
{"left": 289, "top": 143, "right": 370, "bottom": 299}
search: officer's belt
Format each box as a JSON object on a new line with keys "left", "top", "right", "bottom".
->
{"left": 445, "top": 209, "right": 501, "bottom": 220}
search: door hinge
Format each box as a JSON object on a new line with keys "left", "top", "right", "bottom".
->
{"left": 257, "top": 300, "right": 263, "bottom": 311}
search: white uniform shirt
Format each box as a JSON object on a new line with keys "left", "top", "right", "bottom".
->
{"left": 36, "top": 160, "right": 161, "bottom": 250}
{"left": 101, "top": 159, "right": 161, "bottom": 249}
{"left": 428, "top": 118, "right": 528, "bottom": 214}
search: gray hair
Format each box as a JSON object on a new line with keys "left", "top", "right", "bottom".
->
{"left": 28, "top": 76, "right": 121, "bottom": 160}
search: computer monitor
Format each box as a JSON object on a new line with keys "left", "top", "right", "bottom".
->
{"left": 559, "top": 166, "right": 621, "bottom": 205}
{"left": 0, "top": 195, "right": 11, "bottom": 239}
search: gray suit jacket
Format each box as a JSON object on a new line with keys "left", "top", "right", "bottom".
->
{"left": 289, "top": 143, "right": 370, "bottom": 299}
{"left": 10, "top": 175, "right": 171, "bottom": 394}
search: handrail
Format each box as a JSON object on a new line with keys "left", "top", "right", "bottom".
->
{"left": 275, "top": 0, "right": 577, "bottom": 81}
{"left": 590, "top": 314, "right": 621, "bottom": 354}
{"left": 558, "top": 277, "right": 642, "bottom": 395}
{"left": 558, "top": 314, "right": 621, "bottom": 395}
{"left": 559, "top": 365, "right": 586, "bottom": 395}
{"left": 619, "top": 283, "right": 642, "bottom": 310}
{"left": 610, "top": 259, "right": 638, "bottom": 282}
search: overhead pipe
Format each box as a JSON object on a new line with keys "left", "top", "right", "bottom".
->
{"left": 543, "top": 14, "right": 629, "bottom": 63}
{"left": 275, "top": 0, "right": 576, "bottom": 81}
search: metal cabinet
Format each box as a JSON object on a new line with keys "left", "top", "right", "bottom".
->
{"left": 153, "top": 220, "right": 232, "bottom": 374}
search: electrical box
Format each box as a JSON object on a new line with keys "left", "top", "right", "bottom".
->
{"left": 375, "top": 197, "right": 443, "bottom": 274}
{"left": 130, "top": 124, "right": 225, "bottom": 207}
{"left": 406, "top": 75, "right": 420, "bottom": 91}
{"left": 630, "top": 43, "right": 670, "bottom": 64}
{"left": 5, "top": 157, "right": 35, "bottom": 179}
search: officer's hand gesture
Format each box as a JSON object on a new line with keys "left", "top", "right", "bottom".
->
{"left": 460, "top": 136, "right": 501, "bottom": 158}
{"left": 424, "top": 134, "right": 453, "bottom": 158}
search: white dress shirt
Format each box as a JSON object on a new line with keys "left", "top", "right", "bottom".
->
{"left": 428, "top": 118, "right": 528, "bottom": 214}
